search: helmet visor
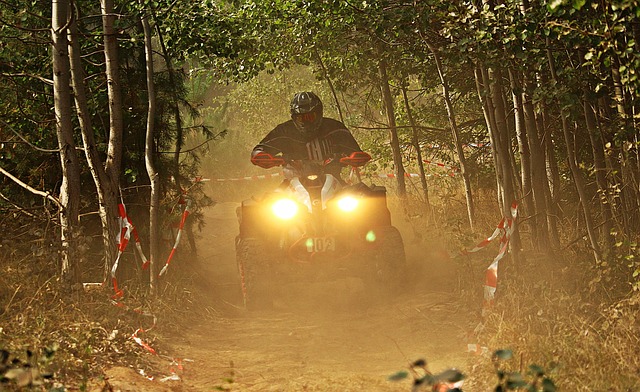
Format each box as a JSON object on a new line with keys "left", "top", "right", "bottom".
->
{"left": 292, "top": 112, "right": 318, "bottom": 124}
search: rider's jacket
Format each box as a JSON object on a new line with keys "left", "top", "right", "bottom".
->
{"left": 251, "top": 117, "right": 364, "bottom": 179}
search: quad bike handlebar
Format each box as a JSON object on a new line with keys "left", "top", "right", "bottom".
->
{"left": 251, "top": 151, "right": 371, "bottom": 169}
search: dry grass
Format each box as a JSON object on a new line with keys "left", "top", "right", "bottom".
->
{"left": 3, "top": 189, "right": 640, "bottom": 390}
{"left": 459, "top": 256, "right": 640, "bottom": 391}
{"left": 0, "top": 239, "right": 213, "bottom": 390}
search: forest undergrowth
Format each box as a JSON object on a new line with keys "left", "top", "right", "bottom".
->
{"left": 1, "top": 195, "right": 640, "bottom": 391}
{"left": 0, "top": 227, "right": 216, "bottom": 391}
{"left": 391, "top": 193, "right": 640, "bottom": 391}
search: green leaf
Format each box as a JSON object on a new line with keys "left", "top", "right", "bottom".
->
{"left": 572, "top": 0, "right": 586, "bottom": 10}
{"left": 548, "top": 0, "right": 565, "bottom": 11}
{"left": 387, "top": 370, "right": 409, "bottom": 381}
{"left": 435, "top": 368, "right": 465, "bottom": 383}
{"left": 493, "top": 349, "right": 513, "bottom": 360}
{"left": 528, "top": 364, "right": 545, "bottom": 376}
{"left": 542, "top": 378, "right": 557, "bottom": 391}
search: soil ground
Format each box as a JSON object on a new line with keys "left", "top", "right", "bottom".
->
{"left": 101, "top": 201, "right": 475, "bottom": 392}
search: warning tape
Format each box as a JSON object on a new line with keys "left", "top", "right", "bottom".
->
{"left": 211, "top": 162, "right": 460, "bottom": 182}
{"left": 458, "top": 223, "right": 504, "bottom": 256}
{"left": 159, "top": 199, "right": 191, "bottom": 277}
{"left": 377, "top": 172, "right": 421, "bottom": 178}
{"left": 132, "top": 328, "right": 157, "bottom": 355}
{"left": 375, "top": 171, "right": 456, "bottom": 178}
{"left": 110, "top": 203, "right": 150, "bottom": 299}
{"left": 423, "top": 159, "right": 459, "bottom": 172}
{"left": 462, "top": 201, "right": 518, "bottom": 356}
{"left": 99, "top": 194, "right": 194, "bottom": 382}
{"left": 482, "top": 201, "right": 517, "bottom": 311}
{"left": 213, "top": 172, "right": 283, "bottom": 182}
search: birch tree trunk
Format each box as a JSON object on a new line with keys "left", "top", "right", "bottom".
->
{"left": 68, "top": 9, "right": 119, "bottom": 275}
{"left": 508, "top": 69, "right": 533, "bottom": 237}
{"left": 611, "top": 58, "right": 640, "bottom": 232}
{"left": 141, "top": 5, "right": 160, "bottom": 293}
{"left": 52, "top": 0, "right": 81, "bottom": 283}
{"left": 536, "top": 73, "right": 561, "bottom": 248}
{"left": 101, "top": 0, "right": 125, "bottom": 280}
{"left": 485, "top": 65, "right": 522, "bottom": 258}
{"left": 427, "top": 42, "right": 475, "bottom": 230}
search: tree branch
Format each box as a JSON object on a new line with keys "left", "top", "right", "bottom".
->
{"left": 0, "top": 120, "right": 61, "bottom": 152}
{"left": 0, "top": 166, "right": 62, "bottom": 209}
{"left": 0, "top": 72, "right": 53, "bottom": 85}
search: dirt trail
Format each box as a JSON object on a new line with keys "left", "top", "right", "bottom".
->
{"left": 118, "top": 202, "right": 474, "bottom": 391}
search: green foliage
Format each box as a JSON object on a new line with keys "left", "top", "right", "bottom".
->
{"left": 491, "top": 350, "right": 556, "bottom": 392}
{"left": 1, "top": 0, "right": 216, "bottom": 262}
{"left": 0, "top": 346, "right": 57, "bottom": 390}
{"left": 388, "top": 358, "right": 465, "bottom": 391}
{"left": 389, "top": 351, "right": 556, "bottom": 391}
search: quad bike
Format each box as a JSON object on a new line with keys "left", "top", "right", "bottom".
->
{"left": 235, "top": 151, "right": 406, "bottom": 309}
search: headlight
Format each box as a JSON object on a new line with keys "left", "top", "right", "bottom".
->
{"left": 337, "top": 196, "right": 359, "bottom": 212}
{"left": 272, "top": 198, "right": 298, "bottom": 220}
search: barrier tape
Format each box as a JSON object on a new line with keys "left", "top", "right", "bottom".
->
{"left": 100, "top": 194, "right": 195, "bottom": 382}
{"left": 467, "top": 343, "right": 490, "bottom": 356}
{"left": 423, "top": 159, "right": 459, "bottom": 172}
{"left": 462, "top": 201, "right": 518, "bottom": 356}
{"left": 210, "top": 160, "right": 459, "bottom": 182}
{"left": 110, "top": 204, "right": 133, "bottom": 298}
{"left": 214, "top": 171, "right": 455, "bottom": 181}
{"left": 458, "top": 222, "right": 504, "bottom": 257}
{"left": 482, "top": 201, "right": 517, "bottom": 312}
{"left": 158, "top": 199, "right": 192, "bottom": 277}
{"left": 213, "top": 172, "right": 282, "bottom": 182}
{"left": 110, "top": 203, "right": 150, "bottom": 299}
{"left": 375, "top": 171, "right": 456, "bottom": 178}
{"left": 132, "top": 328, "right": 157, "bottom": 355}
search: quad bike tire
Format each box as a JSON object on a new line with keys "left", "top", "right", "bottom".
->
{"left": 366, "top": 226, "right": 407, "bottom": 297}
{"left": 236, "top": 237, "right": 273, "bottom": 310}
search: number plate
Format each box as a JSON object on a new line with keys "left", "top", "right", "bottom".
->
{"left": 305, "top": 237, "right": 336, "bottom": 252}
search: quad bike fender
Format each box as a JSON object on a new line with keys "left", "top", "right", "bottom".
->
{"left": 237, "top": 198, "right": 263, "bottom": 238}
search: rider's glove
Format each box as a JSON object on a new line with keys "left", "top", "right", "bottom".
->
{"left": 251, "top": 151, "right": 284, "bottom": 169}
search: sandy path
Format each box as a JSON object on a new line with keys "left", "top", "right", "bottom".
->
{"left": 158, "top": 202, "right": 472, "bottom": 391}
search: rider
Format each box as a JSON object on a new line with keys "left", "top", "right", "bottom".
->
{"left": 251, "top": 91, "right": 369, "bottom": 181}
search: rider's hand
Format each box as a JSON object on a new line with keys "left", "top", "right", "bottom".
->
{"left": 251, "top": 152, "right": 284, "bottom": 169}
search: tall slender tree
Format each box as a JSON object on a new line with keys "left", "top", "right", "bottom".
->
{"left": 51, "top": 0, "right": 81, "bottom": 282}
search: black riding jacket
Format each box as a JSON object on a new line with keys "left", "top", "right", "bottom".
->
{"left": 251, "top": 118, "right": 363, "bottom": 178}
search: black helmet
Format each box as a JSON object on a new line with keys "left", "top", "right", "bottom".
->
{"left": 290, "top": 91, "right": 323, "bottom": 136}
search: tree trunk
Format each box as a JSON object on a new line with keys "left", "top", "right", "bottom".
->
{"left": 152, "top": 17, "right": 198, "bottom": 257}
{"left": 582, "top": 92, "right": 614, "bottom": 254}
{"left": 486, "top": 66, "right": 522, "bottom": 259}
{"left": 427, "top": 42, "right": 475, "bottom": 230}
{"left": 508, "top": 69, "right": 533, "bottom": 241}
{"left": 68, "top": 9, "right": 119, "bottom": 276}
{"left": 547, "top": 47, "right": 602, "bottom": 262}
{"left": 141, "top": 6, "right": 160, "bottom": 293}
{"left": 536, "top": 73, "right": 561, "bottom": 248}
{"left": 101, "top": 0, "right": 125, "bottom": 280}
{"left": 378, "top": 59, "right": 406, "bottom": 198}
{"left": 52, "top": 0, "right": 81, "bottom": 283}
{"left": 475, "top": 66, "right": 504, "bottom": 208}
{"left": 522, "top": 74, "right": 552, "bottom": 253}
{"left": 401, "top": 85, "right": 431, "bottom": 215}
